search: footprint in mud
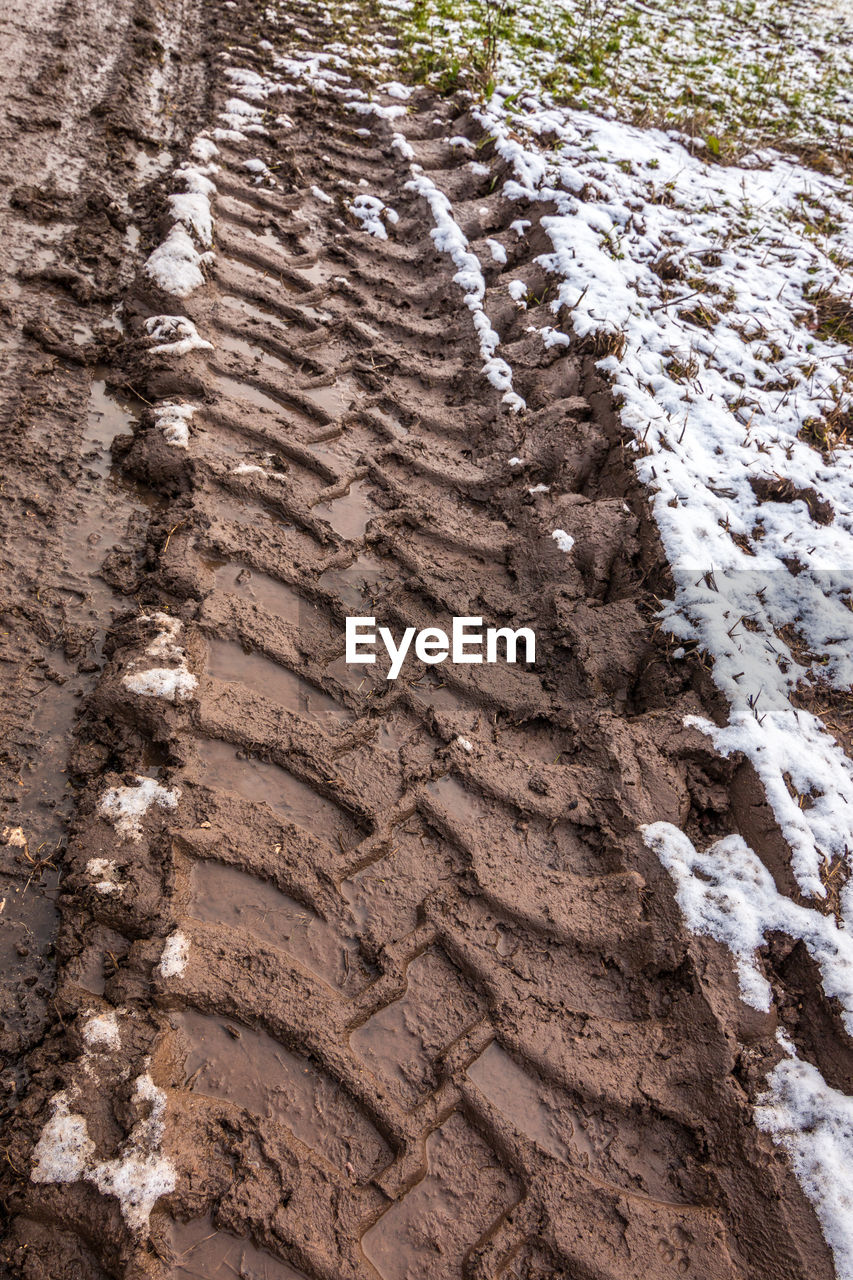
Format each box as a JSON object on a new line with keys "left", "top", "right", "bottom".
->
{"left": 657, "top": 1227, "right": 693, "bottom": 1272}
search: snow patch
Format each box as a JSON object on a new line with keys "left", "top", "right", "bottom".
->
{"left": 157, "top": 931, "right": 189, "bottom": 979}
{"left": 98, "top": 777, "right": 179, "bottom": 842}
{"left": 145, "top": 315, "right": 213, "bottom": 356}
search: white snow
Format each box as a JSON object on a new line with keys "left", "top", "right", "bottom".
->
{"left": 405, "top": 166, "right": 525, "bottom": 412}
{"left": 122, "top": 613, "right": 198, "bottom": 704}
{"left": 157, "top": 931, "right": 188, "bottom": 979}
{"left": 474, "top": 94, "right": 853, "bottom": 906}
{"left": 143, "top": 225, "right": 213, "bottom": 298}
{"left": 644, "top": 823, "right": 853, "bottom": 1032}
{"left": 485, "top": 238, "right": 507, "bottom": 264}
{"left": 31, "top": 1012, "right": 176, "bottom": 1234}
{"left": 244, "top": 156, "right": 277, "bottom": 185}
{"left": 189, "top": 136, "right": 219, "bottom": 163}
{"left": 756, "top": 1045, "right": 853, "bottom": 1280}
{"left": 124, "top": 667, "right": 198, "bottom": 702}
{"left": 166, "top": 192, "right": 213, "bottom": 246}
{"left": 391, "top": 132, "right": 414, "bottom": 160}
{"left": 97, "top": 777, "right": 179, "bottom": 842}
{"left": 379, "top": 80, "right": 412, "bottom": 99}
{"left": 82, "top": 1012, "right": 121, "bottom": 1052}
{"left": 145, "top": 315, "right": 213, "bottom": 356}
{"left": 349, "top": 192, "right": 398, "bottom": 239}
{"left": 85, "top": 858, "right": 122, "bottom": 897}
{"left": 153, "top": 402, "right": 195, "bottom": 448}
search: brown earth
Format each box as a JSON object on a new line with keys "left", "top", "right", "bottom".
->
{"left": 0, "top": 1, "right": 849, "bottom": 1278}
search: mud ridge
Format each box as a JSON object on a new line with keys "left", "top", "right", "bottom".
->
{"left": 0, "top": 2, "right": 846, "bottom": 1279}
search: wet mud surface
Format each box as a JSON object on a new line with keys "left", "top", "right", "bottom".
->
{"left": 0, "top": 0, "right": 849, "bottom": 1277}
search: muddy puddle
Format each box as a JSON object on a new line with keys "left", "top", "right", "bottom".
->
{"left": 207, "top": 637, "right": 350, "bottom": 724}
{"left": 301, "top": 372, "right": 359, "bottom": 419}
{"left": 467, "top": 1042, "right": 573, "bottom": 1163}
{"left": 317, "top": 553, "right": 389, "bottom": 610}
{"left": 341, "top": 819, "right": 449, "bottom": 939}
{"left": 218, "top": 329, "right": 295, "bottom": 377}
{"left": 313, "top": 479, "right": 376, "bottom": 538}
{"left": 362, "top": 1112, "right": 519, "bottom": 1280}
{"left": 172, "top": 1009, "right": 390, "bottom": 1179}
{"left": 1, "top": 374, "right": 156, "bottom": 1042}
{"left": 219, "top": 290, "right": 291, "bottom": 332}
{"left": 167, "top": 1214, "right": 308, "bottom": 1280}
{"left": 188, "top": 859, "right": 365, "bottom": 989}
{"left": 209, "top": 560, "right": 313, "bottom": 617}
{"left": 221, "top": 258, "right": 327, "bottom": 322}
{"left": 194, "top": 738, "right": 361, "bottom": 844}
{"left": 212, "top": 371, "right": 311, "bottom": 425}
{"left": 350, "top": 949, "right": 484, "bottom": 1107}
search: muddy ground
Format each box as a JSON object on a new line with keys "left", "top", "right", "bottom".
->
{"left": 0, "top": 0, "right": 848, "bottom": 1277}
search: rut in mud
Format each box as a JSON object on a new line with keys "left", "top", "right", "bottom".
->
{"left": 1, "top": 2, "right": 848, "bottom": 1279}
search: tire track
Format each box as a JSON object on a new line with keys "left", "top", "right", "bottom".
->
{"left": 1, "top": 3, "right": 842, "bottom": 1279}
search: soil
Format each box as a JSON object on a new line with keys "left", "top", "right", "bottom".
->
{"left": 0, "top": 0, "right": 849, "bottom": 1277}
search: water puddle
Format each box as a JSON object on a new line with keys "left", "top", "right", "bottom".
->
{"left": 188, "top": 860, "right": 364, "bottom": 989}
{"left": 350, "top": 949, "right": 484, "bottom": 1107}
{"left": 218, "top": 330, "right": 294, "bottom": 378}
{"left": 207, "top": 637, "right": 350, "bottom": 725}
{"left": 1, "top": 374, "right": 154, "bottom": 1041}
{"left": 195, "top": 738, "right": 360, "bottom": 844}
{"left": 362, "top": 1112, "right": 518, "bottom": 1280}
{"left": 317, "top": 553, "right": 388, "bottom": 610}
{"left": 211, "top": 562, "right": 310, "bottom": 619}
{"left": 220, "top": 291, "right": 288, "bottom": 330}
{"left": 167, "top": 1216, "right": 308, "bottom": 1280}
{"left": 212, "top": 371, "right": 296, "bottom": 422}
{"left": 467, "top": 1042, "right": 574, "bottom": 1163}
{"left": 204, "top": 483, "right": 288, "bottom": 530}
{"left": 302, "top": 372, "right": 358, "bottom": 418}
{"left": 313, "top": 479, "right": 376, "bottom": 539}
{"left": 221, "top": 258, "right": 326, "bottom": 321}
{"left": 341, "top": 818, "right": 446, "bottom": 939}
{"left": 212, "top": 371, "right": 322, "bottom": 433}
{"left": 133, "top": 146, "right": 173, "bottom": 185}
{"left": 294, "top": 261, "right": 326, "bottom": 287}
{"left": 172, "top": 1009, "right": 390, "bottom": 1179}
{"left": 426, "top": 774, "right": 482, "bottom": 824}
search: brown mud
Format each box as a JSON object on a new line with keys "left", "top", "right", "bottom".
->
{"left": 0, "top": 0, "right": 850, "bottom": 1278}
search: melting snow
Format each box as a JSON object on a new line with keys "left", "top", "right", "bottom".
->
{"left": 98, "top": 776, "right": 180, "bottom": 842}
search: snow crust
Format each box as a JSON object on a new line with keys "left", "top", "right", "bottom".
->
{"left": 31, "top": 1013, "right": 175, "bottom": 1232}
{"left": 472, "top": 92, "right": 853, "bottom": 908}
{"left": 349, "top": 192, "right": 398, "bottom": 239}
{"left": 153, "top": 402, "right": 195, "bottom": 448}
{"left": 645, "top": 823, "right": 853, "bottom": 1032}
{"left": 98, "top": 776, "right": 179, "bottom": 842}
{"left": 145, "top": 315, "right": 213, "bottom": 356}
{"left": 143, "top": 133, "right": 217, "bottom": 298}
{"left": 157, "top": 931, "right": 189, "bottom": 979}
{"left": 121, "top": 613, "right": 198, "bottom": 704}
{"left": 757, "top": 1042, "right": 853, "bottom": 1280}
{"left": 405, "top": 167, "right": 525, "bottom": 412}
{"left": 86, "top": 857, "right": 122, "bottom": 897}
